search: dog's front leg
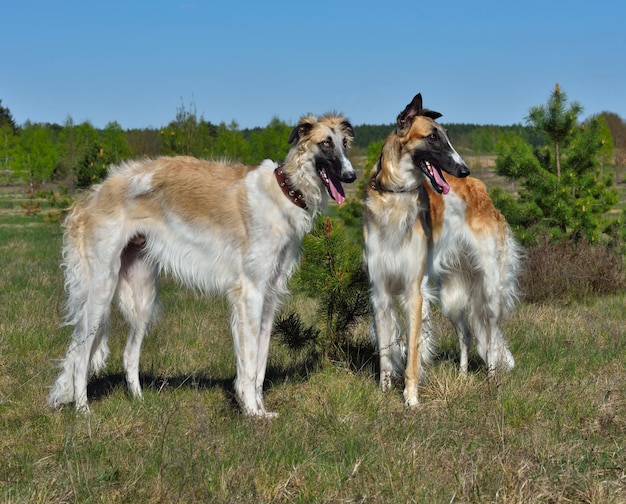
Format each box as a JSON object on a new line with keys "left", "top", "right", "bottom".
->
{"left": 404, "top": 280, "right": 423, "bottom": 409}
{"left": 371, "top": 288, "right": 395, "bottom": 393}
{"left": 230, "top": 281, "right": 271, "bottom": 417}
{"left": 253, "top": 294, "right": 280, "bottom": 418}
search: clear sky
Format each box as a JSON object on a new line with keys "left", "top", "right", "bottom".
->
{"left": 2, "top": 0, "right": 625, "bottom": 130}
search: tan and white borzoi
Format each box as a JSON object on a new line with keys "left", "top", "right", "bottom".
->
{"left": 364, "top": 93, "right": 522, "bottom": 408}
{"left": 363, "top": 93, "right": 470, "bottom": 408}
{"left": 48, "top": 113, "right": 356, "bottom": 417}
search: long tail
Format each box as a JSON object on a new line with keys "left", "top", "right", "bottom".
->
{"left": 60, "top": 191, "right": 98, "bottom": 328}
{"left": 500, "top": 226, "right": 524, "bottom": 317}
{"left": 49, "top": 187, "right": 109, "bottom": 408}
{"left": 61, "top": 185, "right": 111, "bottom": 374}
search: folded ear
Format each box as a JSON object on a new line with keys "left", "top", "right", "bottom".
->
{"left": 396, "top": 93, "right": 423, "bottom": 133}
{"left": 421, "top": 109, "right": 443, "bottom": 120}
{"left": 288, "top": 119, "right": 314, "bottom": 144}
{"left": 340, "top": 119, "right": 355, "bottom": 144}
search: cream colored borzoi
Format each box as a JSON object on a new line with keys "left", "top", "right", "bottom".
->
{"left": 49, "top": 114, "right": 356, "bottom": 417}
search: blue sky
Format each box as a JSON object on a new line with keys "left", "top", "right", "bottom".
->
{"left": 2, "top": 0, "right": 625, "bottom": 130}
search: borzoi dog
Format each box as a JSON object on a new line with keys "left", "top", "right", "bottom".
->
{"left": 49, "top": 113, "right": 356, "bottom": 417}
{"left": 422, "top": 174, "right": 522, "bottom": 376}
{"left": 363, "top": 93, "right": 470, "bottom": 408}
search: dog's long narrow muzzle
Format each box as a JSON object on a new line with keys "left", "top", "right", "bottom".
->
{"left": 457, "top": 162, "right": 470, "bottom": 178}
{"left": 450, "top": 147, "right": 470, "bottom": 178}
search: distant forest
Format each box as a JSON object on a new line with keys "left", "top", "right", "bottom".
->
{"left": 1, "top": 98, "right": 625, "bottom": 187}
{"left": 112, "top": 113, "right": 626, "bottom": 161}
{"left": 352, "top": 122, "right": 548, "bottom": 153}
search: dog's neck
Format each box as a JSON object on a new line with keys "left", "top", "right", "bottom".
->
{"left": 368, "top": 176, "right": 421, "bottom": 194}
{"left": 369, "top": 152, "right": 421, "bottom": 194}
{"left": 274, "top": 164, "right": 307, "bottom": 209}
{"left": 369, "top": 164, "right": 422, "bottom": 193}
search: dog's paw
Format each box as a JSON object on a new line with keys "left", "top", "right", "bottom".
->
{"left": 245, "top": 409, "right": 278, "bottom": 420}
{"left": 403, "top": 389, "right": 419, "bottom": 409}
{"left": 76, "top": 403, "right": 92, "bottom": 415}
{"left": 380, "top": 371, "right": 393, "bottom": 393}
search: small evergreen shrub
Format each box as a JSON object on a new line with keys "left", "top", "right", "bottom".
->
{"left": 276, "top": 216, "right": 371, "bottom": 364}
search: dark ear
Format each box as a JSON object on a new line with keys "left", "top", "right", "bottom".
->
{"left": 396, "top": 93, "right": 423, "bottom": 132}
{"left": 288, "top": 120, "right": 314, "bottom": 145}
{"left": 421, "top": 109, "right": 443, "bottom": 120}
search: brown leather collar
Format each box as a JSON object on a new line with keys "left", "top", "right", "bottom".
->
{"left": 274, "top": 164, "right": 307, "bottom": 209}
{"left": 369, "top": 176, "right": 419, "bottom": 194}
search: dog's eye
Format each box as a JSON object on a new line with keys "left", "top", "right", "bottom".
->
{"left": 321, "top": 139, "right": 332, "bottom": 148}
{"left": 428, "top": 133, "right": 437, "bottom": 141}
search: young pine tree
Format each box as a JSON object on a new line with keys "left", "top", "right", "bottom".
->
{"left": 493, "top": 84, "right": 618, "bottom": 245}
{"left": 276, "top": 216, "right": 370, "bottom": 363}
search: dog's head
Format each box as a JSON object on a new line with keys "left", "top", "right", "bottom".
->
{"left": 395, "top": 93, "right": 469, "bottom": 194}
{"left": 287, "top": 114, "right": 356, "bottom": 204}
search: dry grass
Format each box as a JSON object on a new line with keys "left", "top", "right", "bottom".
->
{"left": 520, "top": 237, "right": 626, "bottom": 303}
{"left": 1, "top": 212, "right": 625, "bottom": 503}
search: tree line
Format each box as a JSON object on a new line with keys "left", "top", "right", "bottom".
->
{"left": 0, "top": 100, "right": 296, "bottom": 188}
{"left": 1, "top": 94, "right": 625, "bottom": 202}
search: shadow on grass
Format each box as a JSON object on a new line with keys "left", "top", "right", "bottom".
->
{"left": 432, "top": 346, "right": 487, "bottom": 374}
{"left": 85, "top": 339, "right": 488, "bottom": 411}
{"left": 87, "top": 372, "right": 239, "bottom": 410}
{"left": 86, "top": 354, "right": 325, "bottom": 412}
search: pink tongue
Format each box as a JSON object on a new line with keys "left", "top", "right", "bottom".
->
{"left": 432, "top": 166, "right": 451, "bottom": 195}
{"left": 329, "top": 180, "right": 346, "bottom": 204}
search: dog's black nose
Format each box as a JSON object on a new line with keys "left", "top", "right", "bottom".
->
{"left": 342, "top": 171, "right": 357, "bottom": 183}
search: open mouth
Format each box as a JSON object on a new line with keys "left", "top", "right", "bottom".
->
{"left": 319, "top": 167, "right": 346, "bottom": 204}
{"left": 422, "top": 160, "right": 451, "bottom": 195}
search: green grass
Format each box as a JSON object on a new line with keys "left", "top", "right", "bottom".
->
{"left": 1, "top": 208, "right": 625, "bottom": 503}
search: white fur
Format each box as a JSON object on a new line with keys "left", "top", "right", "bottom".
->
{"left": 424, "top": 182, "right": 522, "bottom": 375}
{"left": 364, "top": 189, "right": 435, "bottom": 408}
{"left": 49, "top": 115, "right": 355, "bottom": 417}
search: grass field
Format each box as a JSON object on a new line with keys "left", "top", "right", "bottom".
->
{"left": 1, "top": 199, "right": 625, "bottom": 503}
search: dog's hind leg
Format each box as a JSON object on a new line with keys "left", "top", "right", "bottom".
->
{"left": 49, "top": 319, "right": 108, "bottom": 410}
{"left": 474, "top": 243, "right": 515, "bottom": 375}
{"left": 449, "top": 314, "right": 472, "bottom": 375}
{"left": 50, "top": 239, "right": 124, "bottom": 412}
{"left": 439, "top": 276, "right": 473, "bottom": 375}
{"left": 476, "top": 268, "right": 514, "bottom": 375}
{"left": 472, "top": 311, "right": 498, "bottom": 376}
{"left": 71, "top": 272, "right": 119, "bottom": 412}
{"left": 490, "top": 323, "right": 515, "bottom": 372}
{"left": 476, "top": 308, "right": 514, "bottom": 374}
{"left": 116, "top": 241, "right": 158, "bottom": 399}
